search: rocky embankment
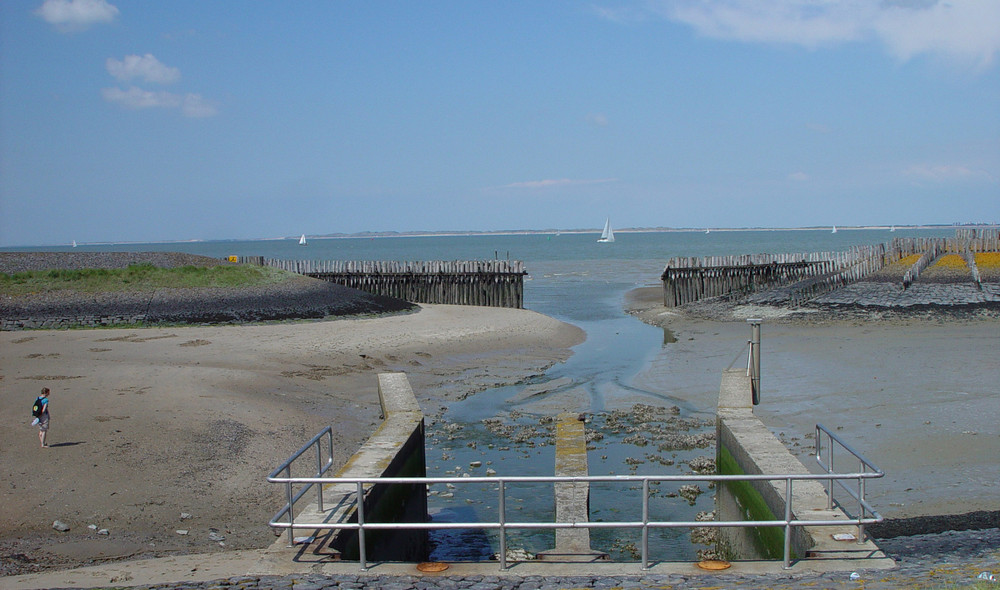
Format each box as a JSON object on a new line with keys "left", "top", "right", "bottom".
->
{"left": 0, "top": 252, "right": 416, "bottom": 330}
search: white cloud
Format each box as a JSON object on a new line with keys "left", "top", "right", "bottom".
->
{"left": 180, "top": 94, "right": 218, "bottom": 118}
{"left": 101, "top": 86, "right": 217, "bottom": 118}
{"left": 646, "top": 0, "right": 1000, "bottom": 68}
{"left": 788, "top": 171, "right": 810, "bottom": 181}
{"left": 876, "top": 0, "right": 1000, "bottom": 67}
{"left": 903, "top": 163, "right": 995, "bottom": 182}
{"left": 102, "top": 86, "right": 179, "bottom": 110}
{"left": 36, "top": 0, "right": 118, "bottom": 31}
{"left": 106, "top": 54, "right": 181, "bottom": 85}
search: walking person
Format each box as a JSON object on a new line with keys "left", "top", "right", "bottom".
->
{"left": 34, "top": 387, "right": 50, "bottom": 448}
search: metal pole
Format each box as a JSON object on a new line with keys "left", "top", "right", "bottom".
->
{"left": 783, "top": 477, "right": 793, "bottom": 569}
{"left": 357, "top": 482, "right": 368, "bottom": 571}
{"left": 285, "top": 465, "right": 295, "bottom": 547}
{"left": 641, "top": 479, "right": 650, "bottom": 570}
{"left": 325, "top": 431, "right": 334, "bottom": 509}
{"left": 748, "top": 319, "right": 761, "bottom": 405}
{"left": 858, "top": 458, "right": 866, "bottom": 543}
{"left": 315, "top": 442, "right": 324, "bottom": 512}
{"left": 826, "top": 433, "right": 834, "bottom": 510}
{"left": 499, "top": 481, "right": 507, "bottom": 571}
{"left": 829, "top": 442, "right": 835, "bottom": 510}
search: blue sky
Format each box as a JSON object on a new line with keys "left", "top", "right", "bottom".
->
{"left": 1, "top": 0, "right": 998, "bottom": 246}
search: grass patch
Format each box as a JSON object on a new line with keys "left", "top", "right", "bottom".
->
{"left": 0, "top": 263, "right": 295, "bottom": 297}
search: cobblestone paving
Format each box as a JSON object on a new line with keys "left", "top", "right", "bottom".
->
{"left": 812, "top": 282, "right": 1000, "bottom": 307}
{"left": 47, "top": 528, "right": 1000, "bottom": 590}
{"left": 747, "top": 280, "right": 1000, "bottom": 308}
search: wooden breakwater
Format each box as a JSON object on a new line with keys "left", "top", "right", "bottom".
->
{"left": 240, "top": 258, "right": 527, "bottom": 308}
{"left": 660, "top": 228, "right": 1000, "bottom": 307}
{"left": 891, "top": 230, "right": 998, "bottom": 288}
{"left": 661, "top": 245, "right": 887, "bottom": 307}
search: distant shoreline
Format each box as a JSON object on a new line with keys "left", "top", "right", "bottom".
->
{"left": 4, "top": 224, "right": 997, "bottom": 250}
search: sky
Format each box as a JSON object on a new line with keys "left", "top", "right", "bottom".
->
{"left": 1, "top": 0, "right": 998, "bottom": 246}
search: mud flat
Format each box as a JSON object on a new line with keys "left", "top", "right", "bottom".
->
{"left": 0, "top": 305, "right": 584, "bottom": 576}
{"left": 626, "top": 286, "right": 1000, "bottom": 523}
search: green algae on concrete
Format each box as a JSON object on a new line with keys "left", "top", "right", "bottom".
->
{"left": 716, "top": 444, "right": 791, "bottom": 561}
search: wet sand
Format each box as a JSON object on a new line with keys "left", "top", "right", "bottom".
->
{"left": 0, "top": 304, "right": 584, "bottom": 575}
{"left": 626, "top": 287, "right": 1000, "bottom": 519}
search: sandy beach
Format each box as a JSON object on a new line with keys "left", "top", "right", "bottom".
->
{"left": 0, "top": 304, "right": 584, "bottom": 575}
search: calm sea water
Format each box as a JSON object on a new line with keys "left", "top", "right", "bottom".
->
{"left": 3, "top": 228, "right": 952, "bottom": 560}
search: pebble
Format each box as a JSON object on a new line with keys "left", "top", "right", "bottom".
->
{"left": 43, "top": 527, "right": 998, "bottom": 590}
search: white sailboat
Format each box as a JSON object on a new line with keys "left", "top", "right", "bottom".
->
{"left": 597, "top": 218, "right": 615, "bottom": 243}
{"left": 831, "top": 225, "right": 837, "bottom": 234}
{"left": 72, "top": 240, "right": 77, "bottom": 248}
{"left": 890, "top": 225, "right": 896, "bottom": 232}
{"left": 298, "top": 234, "right": 307, "bottom": 245}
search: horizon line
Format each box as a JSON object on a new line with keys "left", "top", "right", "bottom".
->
{"left": 2, "top": 223, "right": 997, "bottom": 249}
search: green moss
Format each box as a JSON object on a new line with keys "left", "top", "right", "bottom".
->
{"left": 717, "top": 445, "right": 793, "bottom": 560}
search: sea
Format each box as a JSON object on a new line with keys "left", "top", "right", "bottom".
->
{"left": 2, "top": 227, "right": 956, "bottom": 560}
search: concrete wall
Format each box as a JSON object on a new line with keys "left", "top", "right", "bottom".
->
{"left": 329, "top": 373, "right": 429, "bottom": 561}
{"left": 279, "top": 373, "right": 429, "bottom": 562}
{"left": 716, "top": 368, "right": 882, "bottom": 562}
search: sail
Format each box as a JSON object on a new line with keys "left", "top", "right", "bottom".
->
{"left": 299, "top": 234, "right": 307, "bottom": 245}
{"left": 598, "top": 218, "right": 615, "bottom": 242}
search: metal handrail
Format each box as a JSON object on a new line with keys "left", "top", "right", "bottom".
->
{"left": 268, "top": 469, "right": 883, "bottom": 570}
{"left": 815, "top": 423, "right": 884, "bottom": 543}
{"left": 267, "top": 426, "right": 335, "bottom": 546}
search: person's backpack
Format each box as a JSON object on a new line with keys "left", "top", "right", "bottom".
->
{"left": 31, "top": 397, "right": 44, "bottom": 418}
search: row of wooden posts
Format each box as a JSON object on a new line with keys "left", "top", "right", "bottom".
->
{"left": 660, "top": 244, "right": 889, "bottom": 307}
{"left": 661, "top": 229, "right": 1000, "bottom": 307}
{"left": 235, "top": 258, "right": 528, "bottom": 308}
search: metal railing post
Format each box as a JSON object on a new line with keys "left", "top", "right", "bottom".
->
{"left": 858, "top": 458, "right": 866, "bottom": 543}
{"left": 499, "top": 480, "right": 507, "bottom": 570}
{"left": 357, "top": 482, "right": 368, "bottom": 571}
{"left": 285, "top": 465, "right": 295, "bottom": 547}
{"left": 783, "top": 477, "right": 793, "bottom": 569}
{"left": 641, "top": 479, "right": 650, "bottom": 570}
{"left": 827, "top": 437, "right": 835, "bottom": 510}
{"left": 315, "top": 441, "right": 324, "bottom": 512}
{"left": 326, "top": 430, "right": 333, "bottom": 510}
{"left": 818, "top": 426, "right": 833, "bottom": 510}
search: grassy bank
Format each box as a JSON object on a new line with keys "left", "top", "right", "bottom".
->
{"left": 0, "top": 263, "right": 293, "bottom": 297}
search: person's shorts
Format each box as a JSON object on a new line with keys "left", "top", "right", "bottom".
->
{"left": 38, "top": 416, "right": 49, "bottom": 432}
